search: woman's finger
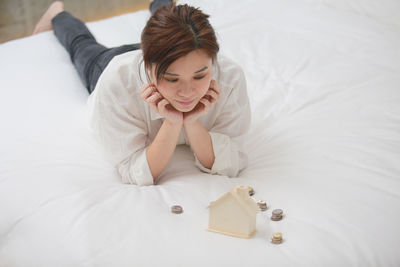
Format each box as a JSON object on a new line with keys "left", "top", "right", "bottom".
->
{"left": 142, "top": 87, "right": 155, "bottom": 99}
{"left": 140, "top": 84, "right": 156, "bottom": 99}
{"left": 211, "top": 86, "right": 220, "bottom": 95}
{"left": 157, "top": 99, "right": 170, "bottom": 112}
{"left": 206, "top": 90, "right": 219, "bottom": 101}
{"left": 209, "top": 80, "right": 221, "bottom": 94}
{"left": 200, "top": 98, "right": 211, "bottom": 109}
{"left": 140, "top": 83, "right": 155, "bottom": 93}
{"left": 147, "top": 92, "right": 162, "bottom": 103}
{"left": 140, "top": 83, "right": 150, "bottom": 94}
{"left": 209, "top": 79, "right": 216, "bottom": 88}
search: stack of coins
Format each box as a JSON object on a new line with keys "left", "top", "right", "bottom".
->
{"left": 171, "top": 205, "right": 183, "bottom": 214}
{"left": 271, "top": 209, "right": 283, "bottom": 221}
{"left": 257, "top": 200, "right": 268, "bottom": 211}
{"left": 248, "top": 186, "right": 255, "bottom": 196}
{"left": 271, "top": 232, "right": 283, "bottom": 244}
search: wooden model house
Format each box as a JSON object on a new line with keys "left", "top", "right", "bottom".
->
{"left": 207, "top": 185, "right": 259, "bottom": 238}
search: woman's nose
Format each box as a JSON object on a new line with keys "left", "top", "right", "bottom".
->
{"left": 178, "top": 83, "right": 194, "bottom": 97}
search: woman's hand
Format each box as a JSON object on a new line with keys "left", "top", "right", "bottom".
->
{"left": 183, "top": 80, "right": 220, "bottom": 125}
{"left": 140, "top": 83, "right": 183, "bottom": 125}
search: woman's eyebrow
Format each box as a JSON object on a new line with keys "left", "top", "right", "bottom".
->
{"left": 194, "top": 66, "right": 208, "bottom": 73}
{"left": 165, "top": 66, "right": 208, "bottom": 76}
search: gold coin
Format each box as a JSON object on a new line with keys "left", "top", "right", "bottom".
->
{"left": 271, "top": 238, "right": 283, "bottom": 244}
{"left": 248, "top": 186, "right": 255, "bottom": 196}
{"left": 273, "top": 232, "right": 282, "bottom": 239}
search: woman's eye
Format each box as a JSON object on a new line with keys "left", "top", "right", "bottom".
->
{"left": 194, "top": 76, "right": 205, "bottom": 80}
{"left": 165, "top": 78, "right": 178, "bottom": 83}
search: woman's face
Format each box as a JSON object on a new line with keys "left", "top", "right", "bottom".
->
{"left": 150, "top": 49, "right": 213, "bottom": 112}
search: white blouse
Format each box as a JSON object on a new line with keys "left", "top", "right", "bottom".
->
{"left": 86, "top": 50, "right": 251, "bottom": 186}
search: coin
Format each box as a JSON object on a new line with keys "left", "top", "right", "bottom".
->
{"left": 257, "top": 200, "right": 268, "bottom": 211}
{"left": 260, "top": 206, "right": 268, "bottom": 212}
{"left": 271, "top": 215, "right": 283, "bottom": 221}
{"left": 257, "top": 200, "right": 266, "bottom": 205}
{"left": 271, "top": 232, "right": 283, "bottom": 244}
{"left": 271, "top": 209, "right": 283, "bottom": 221}
{"left": 171, "top": 205, "right": 183, "bottom": 214}
{"left": 272, "top": 209, "right": 283, "bottom": 216}
{"left": 248, "top": 186, "right": 255, "bottom": 196}
{"left": 273, "top": 232, "right": 282, "bottom": 239}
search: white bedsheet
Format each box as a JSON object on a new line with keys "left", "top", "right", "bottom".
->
{"left": 1, "top": 0, "right": 400, "bottom": 266}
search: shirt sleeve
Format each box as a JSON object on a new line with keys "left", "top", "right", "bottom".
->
{"left": 86, "top": 55, "right": 154, "bottom": 186}
{"left": 194, "top": 64, "right": 251, "bottom": 177}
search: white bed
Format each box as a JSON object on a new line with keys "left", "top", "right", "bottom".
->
{"left": 1, "top": 0, "right": 400, "bottom": 266}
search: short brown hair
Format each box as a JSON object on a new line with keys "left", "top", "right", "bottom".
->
{"left": 140, "top": 3, "right": 219, "bottom": 82}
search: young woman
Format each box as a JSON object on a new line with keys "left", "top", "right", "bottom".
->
{"left": 33, "top": 0, "right": 251, "bottom": 186}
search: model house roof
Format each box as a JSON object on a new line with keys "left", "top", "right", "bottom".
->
{"left": 209, "top": 185, "right": 259, "bottom": 217}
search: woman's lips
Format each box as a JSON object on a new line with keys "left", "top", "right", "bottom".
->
{"left": 177, "top": 100, "right": 194, "bottom": 106}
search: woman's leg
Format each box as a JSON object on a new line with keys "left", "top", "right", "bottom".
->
{"left": 51, "top": 11, "right": 108, "bottom": 93}
{"left": 33, "top": 2, "right": 139, "bottom": 94}
{"left": 82, "top": 0, "right": 173, "bottom": 93}
{"left": 34, "top": 0, "right": 172, "bottom": 94}
{"left": 51, "top": 11, "right": 139, "bottom": 94}
{"left": 150, "top": 0, "right": 174, "bottom": 14}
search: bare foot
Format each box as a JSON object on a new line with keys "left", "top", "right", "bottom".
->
{"left": 32, "top": 1, "right": 64, "bottom": 35}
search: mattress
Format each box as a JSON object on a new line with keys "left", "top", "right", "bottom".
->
{"left": 1, "top": 0, "right": 400, "bottom": 266}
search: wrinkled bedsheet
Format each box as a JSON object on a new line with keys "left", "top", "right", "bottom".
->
{"left": 1, "top": 0, "right": 400, "bottom": 266}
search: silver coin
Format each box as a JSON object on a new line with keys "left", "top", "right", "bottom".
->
{"left": 257, "top": 200, "right": 268, "bottom": 211}
{"left": 272, "top": 209, "right": 283, "bottom": 216}
{"left": 257, "top": 200, "right": 266, "bottom": 205}
{"left": 271, "top": 215, "right": 282, "bottom": 221}
{"left": 171, "top": 205, "right": 183, "bottom": 214}
{"left": 260, "top": 206, "right": 268, "bottom": 211}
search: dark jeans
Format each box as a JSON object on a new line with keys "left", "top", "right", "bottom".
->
{"left": 51, "top": 0, "right": 172, "bottom": 94}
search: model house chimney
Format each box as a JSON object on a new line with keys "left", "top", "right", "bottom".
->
{"left": 235, "top": 185, "right": 250, "bottom": 199}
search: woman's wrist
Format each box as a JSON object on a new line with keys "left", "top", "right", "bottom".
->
{"left": 147, "top": 116, "right": 182, "bottom": 180}
{"left": 165, "top": 117, "right": 183, "bottom": 128}
{"left": 183, "top": 119, "right": 200, "bottom": 134}
{"left": 183, "top": 120, "right": 215, "bottom": 169}
{"left": 183, "top": 115, "right": 198, "bottom": 126}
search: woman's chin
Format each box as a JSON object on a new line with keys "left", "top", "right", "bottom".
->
{"left": 177, "top": 106, "right": 194, "bottom": 112}
{"left": 174, "top": 101, "right": 197, "bottom": 112}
